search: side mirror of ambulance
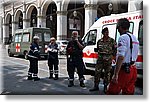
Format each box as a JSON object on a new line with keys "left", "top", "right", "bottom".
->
{"left": 94, "top": 48, "right": 98, "bottom": 52}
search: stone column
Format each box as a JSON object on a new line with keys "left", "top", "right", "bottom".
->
{"left": 128, "top": 0, "right": 143, "bottom": 12}
{"left": 11, "top": 5, "right": 17, "bottom": 36}
{"left": 23, "top": 2, "right": 30, "bottom": 28}
{"left": 56, "top": 11, "right": 67, "bottom": 40}
{"left": 37, "top": 7, "right": 46, "bottom": 28}
{"left": 3, "top": 20, "right": 9, "bottom": 44}
{"left": 11, "top": 21, "right": 18, "bottom": 36}
{"left": 84, "top": 4, "right": 97, "bottom": 34}
{"left": 0, "top": 17, "right": 3, "bottom": 42}
{"left": 37, "top": 0, "right": 46, "bottom": 28}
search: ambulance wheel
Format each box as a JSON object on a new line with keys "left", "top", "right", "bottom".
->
{"left": 24, "top": 51, "right": 28, "bottom": 60}
{"left": 8, "top": 49, "right": 14, "bottom": 57}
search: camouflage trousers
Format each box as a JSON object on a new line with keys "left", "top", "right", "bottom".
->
{"left": 94, "top": 59, "right": 112, "bottom": 86}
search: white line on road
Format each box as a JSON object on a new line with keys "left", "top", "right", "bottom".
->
{"left": 3, "top": 59, "right": 66, "bottom": 76}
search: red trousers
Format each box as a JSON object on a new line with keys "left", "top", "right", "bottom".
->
{"left": 107, "top": 65, "right": 137, "bottom": 95}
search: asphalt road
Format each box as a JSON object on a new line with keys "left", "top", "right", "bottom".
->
{"left": 0, "top": 45, "right": 143, "bottom": 95}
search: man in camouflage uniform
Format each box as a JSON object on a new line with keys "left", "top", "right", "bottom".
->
{"left": 89, "top": 27, "right": 117, "bottom": 93}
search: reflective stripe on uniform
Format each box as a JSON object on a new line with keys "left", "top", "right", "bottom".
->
{"left": 28, "top": 55, "right": 38, "bottom": 59}
{"left": 68, "top": 78, "right": 74, "bottom": 81}
{"left": 54, "top": 70, "right": 59, "bottom": 74}
{"left": 33, "top": 50, "right": 39, "bottom": 53}
{"left": 50, "top": 70, "right": 53, "bottom": 74}
{"left": 33, "top": 74, "right": 38, "bottom": 77}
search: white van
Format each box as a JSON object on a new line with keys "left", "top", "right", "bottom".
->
{"left": 82, "top": 10, "right": 143, "bottom": 74}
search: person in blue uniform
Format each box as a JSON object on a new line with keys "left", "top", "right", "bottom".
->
{"left": 27, "top": 36, "right": 40, "bottom": 81}
{"left": 47, "top": 37, "right": 59, "bottom": 80}
{"left": 66, "top": 31, "right": 85, "bottom": 87}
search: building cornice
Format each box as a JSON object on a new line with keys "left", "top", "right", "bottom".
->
{"left": 84, "top": 4, "right": 98, "bottom": 10}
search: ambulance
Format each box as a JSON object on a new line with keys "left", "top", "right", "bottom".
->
{"left": 82, "top": 10, "right": 143, "bottom": 74}
{"left": 8, "top": 27, "right": 52, "bottom": 59}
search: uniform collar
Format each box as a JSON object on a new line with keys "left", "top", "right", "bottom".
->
{"left": 101, "top": 37, "right": 111, "bottom": 42}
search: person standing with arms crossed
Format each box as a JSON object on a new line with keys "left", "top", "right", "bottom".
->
{"left": 89, "top": 27, "right": 117, "bottom": 93}
{"left": 107, "top": 18, "right": 139, "bottom": 95}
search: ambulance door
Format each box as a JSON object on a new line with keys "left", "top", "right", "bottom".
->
{"left": 13, "top": 33, "right": 22, "bottom": 55}
{"left": 83, "top": 29, "right": 97, "bottom": 69}
{"left": 137, "top": 20, "right": 143, "bottom": 73}
{"left": 21, "top": 32, "right": 30, "bottom": 55}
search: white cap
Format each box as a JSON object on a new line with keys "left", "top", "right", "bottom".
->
{"left": 33, "top": 36, "right": 39, "bottom": 40}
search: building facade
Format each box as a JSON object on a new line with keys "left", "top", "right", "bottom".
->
{"left": 0, "top": 0, "right": 142, "bottom": 44}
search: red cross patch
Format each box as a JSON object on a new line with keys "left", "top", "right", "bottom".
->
{"left": 16, "top": 43, "right": 20, "bottom": 52}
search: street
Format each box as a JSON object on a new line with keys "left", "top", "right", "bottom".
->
{"left": 0, "top": 45, "right": 143, "bottom": 95}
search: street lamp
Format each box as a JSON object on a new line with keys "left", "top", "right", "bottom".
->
{"left": 50, "top": 15, "right": 53, "bottom": 21}
{"left": 20, "top": 21, "right": 22, "bottom": 26}
{"left": 73, "top": 0, "right": 77, "bottom": 17}
{"left": 108, "top": 3, "right": 113, "bottom": 11}
{"left": 32, "top": 18, "right": 35, "bottom": 24}
{"left": 73, "top": 10, "right": 77, "bottom": 17}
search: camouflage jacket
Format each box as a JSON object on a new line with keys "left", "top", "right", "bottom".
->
{"left": 97, "top": 37, "right": 117, "bottom": 60}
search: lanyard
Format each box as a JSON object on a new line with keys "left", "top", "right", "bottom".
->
{"left": 126, "top": 33, "right": 133, "bottom": 63}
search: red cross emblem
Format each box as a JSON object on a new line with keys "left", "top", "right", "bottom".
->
{"left": 86, "top": 50, "right": 91, "bottom": 56}
{"left": 87, "top": 50, "right": 90, "bottom": 55}
{"left": 16, "top": 43, "right": 20, "bottom": 52}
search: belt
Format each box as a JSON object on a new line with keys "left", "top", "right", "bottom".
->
{"left": 122, "top": 61, "right": 135, "bottom": 66}
{"left": 121, "top": 61, "right": 135, "bottom": 70}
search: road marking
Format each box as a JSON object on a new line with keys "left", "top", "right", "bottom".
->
{"left": 3, "top": 60, "right": 66, "bottom": 76}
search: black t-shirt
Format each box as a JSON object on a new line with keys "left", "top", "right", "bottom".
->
{"left": 67, "top": 40, "right": 84, "bottom": 57}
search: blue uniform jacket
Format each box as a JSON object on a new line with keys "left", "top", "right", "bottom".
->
{"left": 28, "top": 42, "right": 40, "bottom": 59}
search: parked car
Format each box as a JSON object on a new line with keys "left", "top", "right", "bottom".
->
{"left": 56, "top": 40, "right": 68, "bottom": 55}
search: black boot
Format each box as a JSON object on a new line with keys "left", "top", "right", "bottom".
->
{"left": 33, "top": 77, "right": 40, "bottom": 81}
{"left": 54, "top": 74, "right": 58, "bottom": 80}
{"left": 80, "top": 81, "right": 86, "bottom": 87}
{"left": 49, "top": 70, "right": 53, "bottom": 79}
{"left": 68, "top": 81, "right": 74, "bottom": 87}
{"left": 33, "top": 74, "right": 40, "bottom": 81}
{"left": 27, "top": 76, "right": 33, "bottom": 80}
{"left": 27, "top": 73, "right": 33, "bottom": 80}
{"left": 89, "top": 84, "right": 99, "bottom": 91}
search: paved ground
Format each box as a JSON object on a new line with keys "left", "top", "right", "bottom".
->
{"left": 0, "top": 45, "right": 143, "bottom": 95}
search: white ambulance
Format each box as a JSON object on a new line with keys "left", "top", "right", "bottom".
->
{"left": 82, "top": 10, "right": 143, "bottom": 74}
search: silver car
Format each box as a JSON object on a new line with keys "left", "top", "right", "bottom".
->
{"left": 56, "top": 40, "right": 68, "bottom": 55}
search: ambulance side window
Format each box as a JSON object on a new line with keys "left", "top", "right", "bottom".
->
{"left": 83, "top": 30, "right": 97, "bottom": 46}
{"left": 138, "top": 20, "right": 143, "bottom": 46}
{"left": 34, "top": 33, "right": 42, "bottom": 42}
{"left": 115, "top": 22, "right": 134, "bottom": 42}
{"left": 14, "top": 33, "right": 22, "bottom": 42}
{"left": 83, "top": 33, "right": 89, "bottom": 45}
{"left": 23, "top": 33, "right": 30, "bottom": 42}
{"left": 102, "top": 24, "right": 116, "bottom": 39}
